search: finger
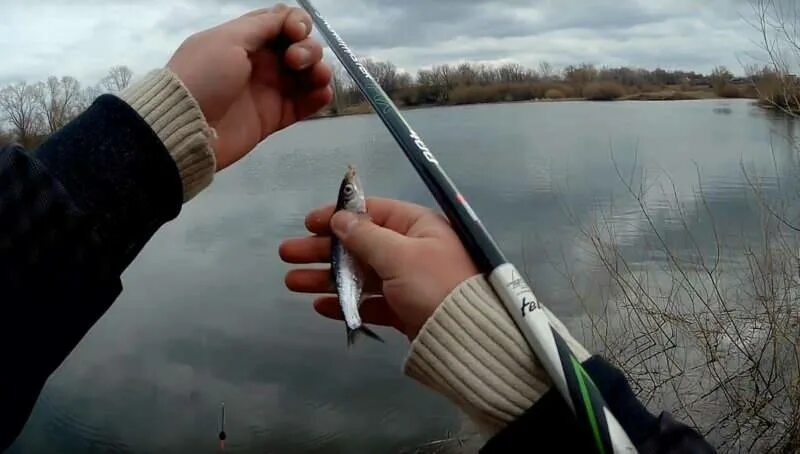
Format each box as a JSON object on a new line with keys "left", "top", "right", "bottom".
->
{"left": 299, "top": 61, "right": 333, "bottom": 89}
{"left": 305, "top": 205, "right": 336, "bottom": 235}
{"left": 271, "top": 3, "right": 289, "bottom": 14}
{"left": 291, "top": 86, "right": 334, "bottom": 122}
{"left": 285, "top": 38, "right": 323, "bottom": 71}
{"left": 285, "top": 268, "right": 382, "bottom": 293}
{"left": 365, "top": 198, "right": 433, "bottom": 232}
{"left": 313, "top": 296, "right": 342, "bottom": 320}
{"left": 242, "top": 8, "right": 273, "bottom": 18}
{"left": 235, "top": 7, "right": 291, "bottom": 52}
{"left": 284, "top": 7, "right": 312, "bottom": 42}
{"left": 285, "top": 268, "right": 333, "bottom": 293}
{"left": 330, "top": 212, "right": 410, "bottom": 279}
{"left": 279, "top": 236, "right": 331, "bottom": 264}
{"left": 314, "top": 296, "right": 403, "bottom": 330}
{"left": 304, "top": 198, "right": 432, "bottom": 236}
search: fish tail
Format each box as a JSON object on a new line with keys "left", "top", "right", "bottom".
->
{"left": 346, "top": 325, "right": 384, "bottom": 346}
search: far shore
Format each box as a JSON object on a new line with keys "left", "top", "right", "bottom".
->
{"left": 311, "top": 86, "right": 751, "bottom": 120}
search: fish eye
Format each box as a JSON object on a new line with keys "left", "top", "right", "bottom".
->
{"left": 343, "top": 184, "right": 354, "bottom": 195}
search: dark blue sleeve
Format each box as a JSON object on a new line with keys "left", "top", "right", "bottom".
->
{"left": 0, "top": 94, "right": 183, "bottom": 450}
{"left": 481, "top": 356, "right": 715, "bottom": 454}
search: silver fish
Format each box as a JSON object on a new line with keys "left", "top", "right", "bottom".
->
{"left": 332, "top": 165, "right": 383, "bottom": 346}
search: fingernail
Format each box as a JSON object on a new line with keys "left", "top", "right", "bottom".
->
{"left": 297, "top": 21, "right": 308, "bottom": 36}
{"left": 296, "top": 47, "right": 312, "bottom": 67}
{"left": 331, "top": 211, "right": 358, "bottom": 236}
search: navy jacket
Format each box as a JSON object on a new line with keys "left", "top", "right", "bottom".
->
{"left": 0, "top": 95, "right": 713, "bottom": 452}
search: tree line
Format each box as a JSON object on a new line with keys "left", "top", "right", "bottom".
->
{"left": 325, "top": 59, "right": 767, "bottom": 115}
{"left": 2, "top": 57, "right": 795, "bottom": 149}
{"left": 0, "top": 66, "right": 133, "bottom": 149}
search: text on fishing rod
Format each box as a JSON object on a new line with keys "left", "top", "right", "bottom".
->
{"left": 313, "top": 10, "right": 440, "bottom": 167}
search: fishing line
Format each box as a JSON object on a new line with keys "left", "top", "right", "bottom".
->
{"left": 295, "top": 1, "right": 637, "bottom": 452}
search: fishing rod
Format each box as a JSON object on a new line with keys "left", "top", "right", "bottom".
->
{"left": 295, "top": 1, "right": 636, "bottom": 452}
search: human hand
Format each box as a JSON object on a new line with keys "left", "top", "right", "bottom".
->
{"left": 167, "top": 4, "right": 333, "bottom": 170}
{"left": 280, "top": 198, "right": 480, "bottom": 340}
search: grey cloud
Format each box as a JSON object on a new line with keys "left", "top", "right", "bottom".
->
{"left": 305, "top": 0, "right": 675, "bottom": 49}
{"left": 0, "top": 0, "right": 761, "bottom": 86}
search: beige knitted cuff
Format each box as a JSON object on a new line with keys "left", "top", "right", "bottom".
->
{"left": 403, "top": 275, "right": 591, "bottom": 435}
{"left": 120, "top": 69, "right": 216, "bottom": 202}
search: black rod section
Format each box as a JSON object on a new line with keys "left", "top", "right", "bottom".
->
{"left": 297, "top": 0, "right": 506, "bottom": 271}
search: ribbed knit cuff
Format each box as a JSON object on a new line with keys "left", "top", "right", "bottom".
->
{"left": 403, "top": 275, "right": 591, "bottom": 435}
{"left": 120, "top": 69, "right": 215, "bottom": 202}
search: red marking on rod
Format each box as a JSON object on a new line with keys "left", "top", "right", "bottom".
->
{"left": 456, "top": 193, "right": 466, "bottom": 204}
{"left": 220, "top": 440, "right": 225, "bottom": 450}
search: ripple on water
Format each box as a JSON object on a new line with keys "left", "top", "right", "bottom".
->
{"left": 38, "top": 391, "right": 131, "bottom": 453}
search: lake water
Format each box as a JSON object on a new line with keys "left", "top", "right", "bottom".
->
{"left": 9, "top": 99, "right": 799, "bottom": 452}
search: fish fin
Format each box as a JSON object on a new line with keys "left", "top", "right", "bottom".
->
{"left": 346, "top": 325, "right": 384, "bottom": 346}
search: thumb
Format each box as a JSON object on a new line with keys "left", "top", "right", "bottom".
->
{"left": 331, "top": 211, "right": 408, "bottom": 278}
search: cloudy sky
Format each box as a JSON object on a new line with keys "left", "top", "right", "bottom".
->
{"left": 0, "top": 0, "right": 763, "bottom": 86}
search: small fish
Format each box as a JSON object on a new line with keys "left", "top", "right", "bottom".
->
{"left": 332, "top": 165, "right": 383, "bottom": 346}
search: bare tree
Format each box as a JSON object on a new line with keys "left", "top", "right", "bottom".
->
{"left": 396, "top": 72, "right": 412, "bottom": 90}
{"left": 101, "top": 65, "right": 134, "bottom": 93}
{"left": 329, "top": 61, "right": 349, "bottom": 114}
{"left": 37, "top": 76, "right": 82, "bottom": 134}
{"left": 77, "top": 84, "right": 103, "bottom": 112}
{"left": 710, "top": 65, "right": 734, "bottom": 94}
{"left": 497, "top": 63, "right": 535, "bottom": 83}
{"left": 456, "top": 62, "right": 479, "bottom": 86}
{"left": 538, "top": 61, "right": 556, "bottom": 81}
{"left": 563, "top": 63, "right": 598, "bottom": 92}
{"left": 750, "top": 0, "right": 800, "bottom": 113}
{"left": 743, "top": 63, "right": 763, "bottom": 82}
{"left": 0, "top": 82, "right": 43, "bottom": 148}
{"left": 360, "top": 58, "right": 410, "bottom": 96}
{"left": 431, "top": 64, "right": 455, "bottom": 102}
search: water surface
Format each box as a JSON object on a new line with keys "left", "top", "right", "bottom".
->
{"left": 10, "top": 99, "right": 799, "bottom": 452}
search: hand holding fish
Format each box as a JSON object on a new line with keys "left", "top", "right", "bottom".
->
{"left": 280, "top": 198, "right": 479, "bottom": 340}
{"left": 166, "top": 4, "right": 332, "bottom": 170}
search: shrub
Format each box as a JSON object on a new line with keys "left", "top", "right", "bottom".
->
{"left": 639, "top": 83, "right": 664, "bottom": 93}
{"left": 544, "top": 88, "right": 566, "bottom": 99}
{"left": 556, "top": 84, "right": 578, "bottom": 98}
{"left": 448, "top": 83, "right": 545, "bottom": 105}
{"left": 342, "top": 102, "right": 373, "bottom": 115}
{"left": 505, "top": 83, "right": 538, "bottom": 102}
{"left": 738, "top": 84, "right": 758, "bottom": 99}
{"left": 711, "top": 65, "right": 734, "bottom": 95}
{"left": 583, "top": 81, "right": 626, "bottom": 100}
{"left": 448, "top": 84, "right": 501, "bottom": 105}
{"left": 528, "top": 83, "right": 551, "bottom": 99}
{"left": 718, "top": 84, "right": 742, "bottom": 98}
{"left": 393, "top": 87, "right": 421, "bottom": 106}
{"left": 756, "top": 74, "right": 800, "bottom": 112}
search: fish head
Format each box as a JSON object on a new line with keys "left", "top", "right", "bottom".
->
{"left": 336, "top": 165, "right": 366, "bottom": 213}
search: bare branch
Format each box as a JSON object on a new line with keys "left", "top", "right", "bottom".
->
{"left": 37, "top": 76, "right": 82, "bottom": 134}
{"left": 0, "top": 81, "right": 44, "bottom": 148}
{"left": 101, "top": 65, "right": 134, "bottom": 93}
